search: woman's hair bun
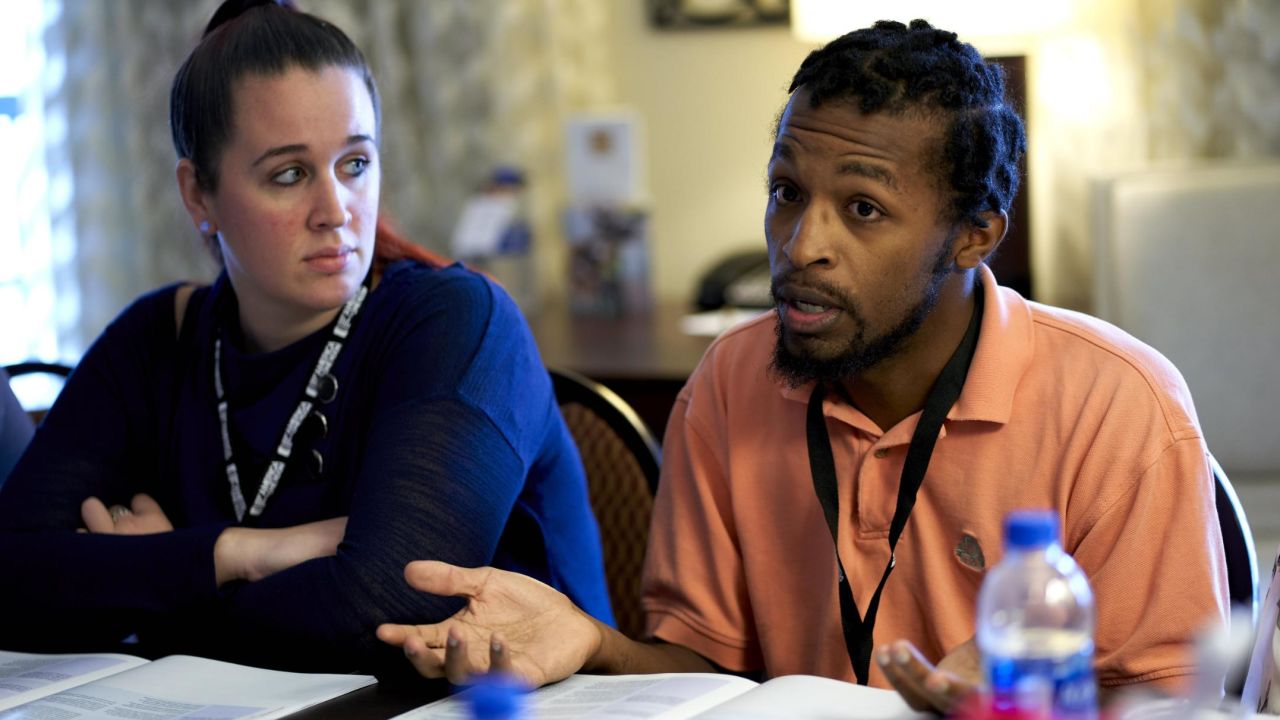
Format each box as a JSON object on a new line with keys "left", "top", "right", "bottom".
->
{"left": 203, "top": 0, "right": 297, "bottom": 38}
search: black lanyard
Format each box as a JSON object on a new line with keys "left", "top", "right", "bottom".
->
{"left": 805, "top": 290, "right": 983, "bottom": 684}
{"left": 213, "top": 275, "right": 370, "bottom": 522}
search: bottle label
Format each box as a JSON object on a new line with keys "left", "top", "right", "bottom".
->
{"left": 986, "top": 646, "right": 1097, "bottom": 720}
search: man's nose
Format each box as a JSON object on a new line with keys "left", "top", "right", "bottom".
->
{"left": 783, "top": 202, "right": 835, "bottom": 268}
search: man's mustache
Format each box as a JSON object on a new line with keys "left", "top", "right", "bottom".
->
{"left": 770, "top": 270, "right": 857, "bottom": 313}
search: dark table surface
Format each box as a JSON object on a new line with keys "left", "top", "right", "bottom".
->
{"left": 528, "top": 302, "right": 717, "bottom": 439}
{"left": 289, "top": 678, "right": 451, "bottom": 719}
{"left": 527, "top": 301, "right": 713, "bottom": 382}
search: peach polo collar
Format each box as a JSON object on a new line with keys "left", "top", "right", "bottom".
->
{"left": 777, "top": 264, "right": 1034, "bottom": 442}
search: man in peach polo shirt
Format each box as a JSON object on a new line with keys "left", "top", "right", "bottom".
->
{"left": 379, "top": 19, "right": 1228, "bottom": 714}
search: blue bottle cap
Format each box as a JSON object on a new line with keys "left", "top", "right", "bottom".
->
{"left": 464, "top": 674, "right": 529, "bottom": 719}
{"left": 1004, "top": 510, "right": 1059, "bottom": 549}
{"left": 491, "top": 166, "right": 526, "bottom": 186}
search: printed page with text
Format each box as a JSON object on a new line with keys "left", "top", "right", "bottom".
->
{"left": 0, "top": 651, "right": 374, "bottom": 719}
{"left": 397, "top": 672, "right": 932, "bottom": 720}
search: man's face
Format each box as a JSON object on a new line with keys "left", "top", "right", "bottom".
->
{"left": 765, "top": 90, "right": 958, "bottom": 387}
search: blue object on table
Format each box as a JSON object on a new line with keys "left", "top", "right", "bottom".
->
{"left": 464, "top": 674, "right": 530, "bottom": 720}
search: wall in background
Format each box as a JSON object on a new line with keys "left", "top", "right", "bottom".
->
{"left": 603, "top": 1, "right": 812, "bottom": 307}
{"left": 599, "top": 0, "right": 1279, "bottom": 313}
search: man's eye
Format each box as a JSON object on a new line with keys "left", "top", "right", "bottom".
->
{"left": 272, "top": 168, "right": 304, "bottom": 186}
{"left": 851, "top": 201, "right": 882, "bottom": 220}
{"left": 770, "top": 183, "right": 799, "bottom": 204}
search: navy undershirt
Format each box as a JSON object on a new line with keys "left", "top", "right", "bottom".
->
{"left": 0, "top": 260, "right": 613, "bottom": 676}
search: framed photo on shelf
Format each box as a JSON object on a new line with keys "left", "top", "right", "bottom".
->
{"left": 647, "top": 0, "right": 790, "bottom": 29}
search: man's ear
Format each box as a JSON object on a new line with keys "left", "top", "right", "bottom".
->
{"left": 175, "top": 159, "right": 215, "bottom": 235}
{"left": 953, "top": 210, "right": 1007, "bottom": 270}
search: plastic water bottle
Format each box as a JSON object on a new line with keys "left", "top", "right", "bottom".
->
{"left": 977, "top": 510, "right": 1097, "bottom": 719}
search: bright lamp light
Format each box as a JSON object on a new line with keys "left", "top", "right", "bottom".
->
{"left": 790, "top": 0, "right": 1073, "bottom": 54}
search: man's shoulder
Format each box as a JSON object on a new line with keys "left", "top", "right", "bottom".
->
{"left": 1027, "top": 300, "right": 1182, "bottom": 382}
{"left": 687, "top": 311, "right": 778, "bottom": 389}
{"left": 702, "top": 310, "right": 776, "bottom": 364}
{"left": 1024, "top": 298, "right": 1199, "bottom": 433}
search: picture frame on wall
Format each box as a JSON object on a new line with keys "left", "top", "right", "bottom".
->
{"left": 647, "top": 0, "right": 790, "bottom": 29}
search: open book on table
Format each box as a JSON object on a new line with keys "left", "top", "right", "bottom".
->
{"left": 395, "top": 672, "right": 932, "bottom": 720}
{"left": 0, "top": 650, "right": 374, "bottom": 719}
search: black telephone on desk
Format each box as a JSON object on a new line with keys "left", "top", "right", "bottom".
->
{"left": 694, "top": 250, "right": 772, "bottom": 310}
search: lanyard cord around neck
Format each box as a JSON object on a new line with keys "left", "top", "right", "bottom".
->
{"left": 214, "top": 280, "right": 370, "bottom": 522}
{"left": 805, "top": 288, "right": 983, "bottom": 685}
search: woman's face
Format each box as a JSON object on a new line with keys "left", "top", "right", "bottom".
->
{"left": 195, "top": 65, "right": 380, "bottom": 340}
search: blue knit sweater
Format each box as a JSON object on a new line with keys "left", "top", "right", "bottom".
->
{"left": 0, "top": 260, "right": 613, "bottom": 676}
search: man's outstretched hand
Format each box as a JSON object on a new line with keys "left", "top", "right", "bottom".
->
{"left": 878, "top": 637, "right": 982, "bottom": 715}
{"left": 377, "top": 560, "right": 605, "bottom": 687}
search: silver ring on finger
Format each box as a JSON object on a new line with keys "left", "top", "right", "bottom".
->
{"left": 109, "top": 505, "right": 132, "bottom": 523}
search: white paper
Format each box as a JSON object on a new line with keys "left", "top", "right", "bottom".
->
{"left": 679, "top": 308, "right": 768, "bottom": 338}
{"left": 1242, "top": 543, "right": 1280, "bottom": 712}
{"left": 396, "top": 673, "right": 929, "bottom": 720}
{"left": 0, "top": 654, "right": 374, "bottom": 720}
{"left": 694, "top": 675, "right": 930, "bottom": 720}
{"left": 564, "top": 112, "right": 645, "bottom": 206}
{"left": 0, "top": 651, "right": 148, "bottom": 711}
{"left": 451, "top": 194, "right": 518, "bottom": 258}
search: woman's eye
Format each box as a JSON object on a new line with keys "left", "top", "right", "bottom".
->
{"left": 272, "top": 167, "right": 304, "bottom": 186}
{"left": 770, "top": 183, "right": 800, "bottom": 205}
{"left": 342, "top": 157, "right": 369, "bottom": 176}
{"left": 851, "top": 200, "right": 882, "bottom": 220}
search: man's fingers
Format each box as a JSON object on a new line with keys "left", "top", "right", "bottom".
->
{"left": 402, "top": 635, "right": 447, "bottom": 679}
{"left": 489, "top": 632, "right": 513, "bottom": 675}
{"left": 376, "top": 623, "right": 411, "bottom": 646}
{"left": 444, "top": 627, "right": 481, "bottom": 686}
{"left": 877, "top": 641, "right": 939, "bottom": 712}
{"left": 404, "top": 560, "right": 487, "bottom": 598}
{"left": 80, "top": 497, "right": 114, "bottom": 533}
{"left": 377, "top": 622, "right": 450, "bottom": 649}
{"left": 880, "top": 639, "right": 976, "bottom": 714}
{"left": 928, "top": 669, "right": 977, "bottom": 711}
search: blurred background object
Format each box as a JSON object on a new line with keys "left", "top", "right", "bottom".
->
{"left": 452, "top": 166, "right": 539, "bottom": 313}
{"left": 562, "top": 111, "right": 651, "bottom": 317}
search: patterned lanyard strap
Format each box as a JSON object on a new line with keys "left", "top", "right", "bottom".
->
{"left": 213, "top": 281, "right": 370, "bottom": 521}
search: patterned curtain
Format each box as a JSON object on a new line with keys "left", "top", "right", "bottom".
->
{"left": 1138, "top": 0, "right": 1280, "bottom": 160}
{"left": 1027, "top": 0, "right": 1280, "bottom": 310}
{"left": 46, "top": 0, "right": 614, "bottom": 353}
{"left": 44, "top": 0, "right": 219, "bottom": 356}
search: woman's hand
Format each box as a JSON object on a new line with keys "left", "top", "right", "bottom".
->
{"left": 81, "top": 494, "right": 174, "bottom": 535}
{"left": 376, "top": 560, "right": 605, "bottom": 687}
{"left": 878, "top": 637, "right": 982, "bottom": 714}
{"left": 213, "top": 516, "right": 348, "bottom": 586}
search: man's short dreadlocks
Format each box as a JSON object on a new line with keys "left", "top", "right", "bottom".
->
{"left": 788, "top": 19, "right": 1026, "bottom": 229}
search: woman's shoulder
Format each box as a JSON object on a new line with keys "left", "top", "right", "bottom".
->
{"left": 378, "top": 258, "right": 492, "bottom": 298}
{"left": 105, "top": 281, "right": 206, "bottom": 344}
{"left": 363, "top": 259, "right": 548, "bottom": 408}
{"left": 70, "top": 281, "right": 210, "bottom": 393}
{"left": 371, "top": 259, "right": 521, "bottom": 335}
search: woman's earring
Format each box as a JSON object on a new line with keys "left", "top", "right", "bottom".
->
{"left": 199, "top": 220, "right": 212, "bottom": 235}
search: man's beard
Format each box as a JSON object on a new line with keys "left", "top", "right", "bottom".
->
{"left": 769, "top": 241, "right": 955, "bottom": 389}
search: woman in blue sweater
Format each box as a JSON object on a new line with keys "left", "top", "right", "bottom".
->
{"left": 0, "top": 0, "right": 611, "bottom": 676}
